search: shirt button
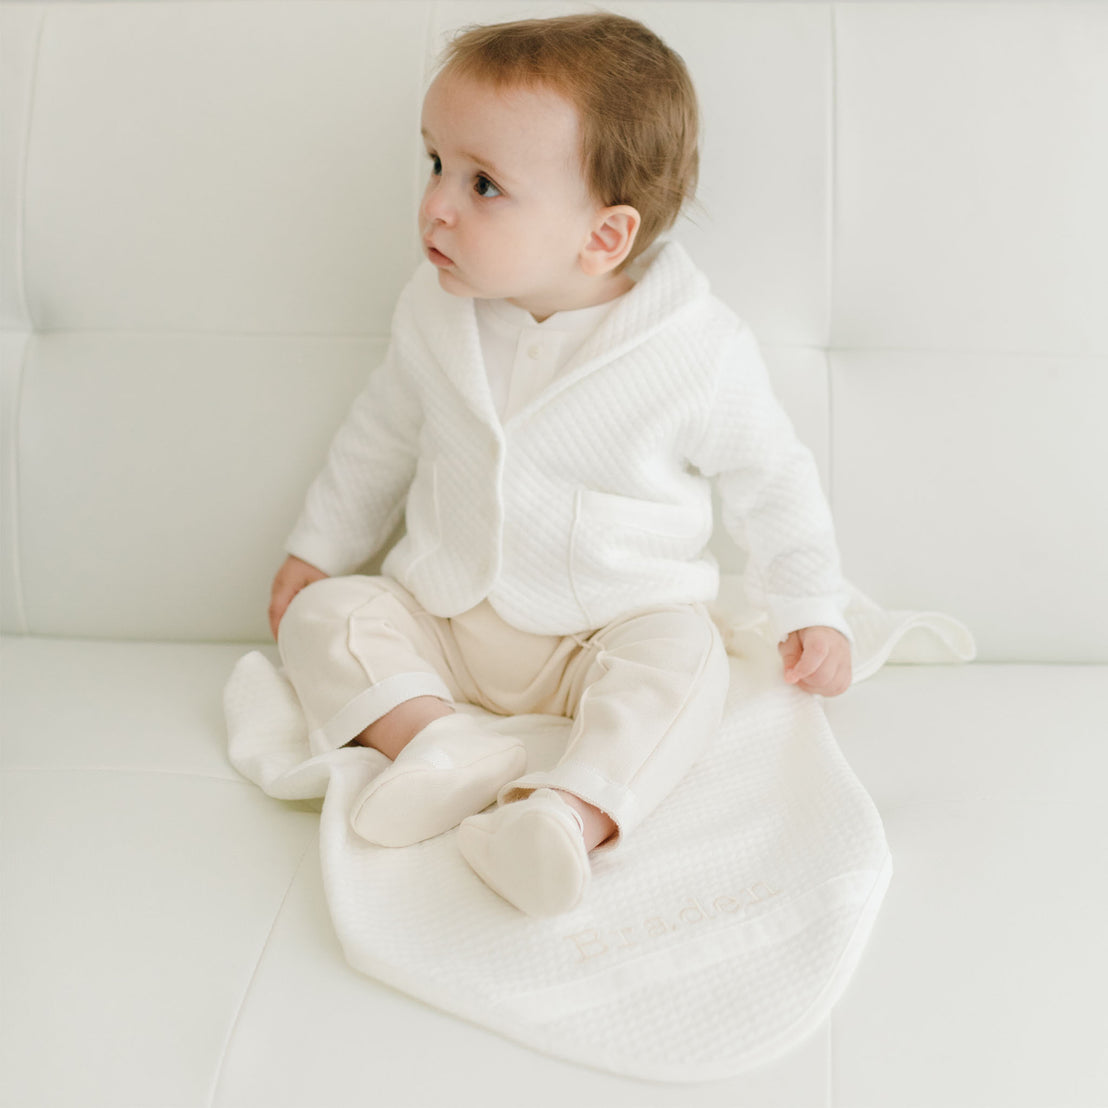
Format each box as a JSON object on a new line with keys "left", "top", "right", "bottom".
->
{"left": 527, "top": 344, "right": 542, "bottom": 360}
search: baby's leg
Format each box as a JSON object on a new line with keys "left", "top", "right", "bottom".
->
{"left": 510, "top": 602, "right": 729, "bottom": 841}
{"left": 459, "top": 604, "right": 730, "bottom": 914}
{"left": 278, "top": 576, "right": 526, "bottom": 844}
{"left": 352, "top": 695, "right": 454, "bottom": 759}
{"left": 278, "top": 575, "right": 457, "bottom": 754}
{"left": 554, "top": 790, "right": 617, "bottom": 851}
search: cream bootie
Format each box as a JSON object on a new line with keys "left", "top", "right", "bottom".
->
{"left": 350, "top": 713, "right": 527, "bottom": 847}
{"left": 457, "top": 789, "right": 591, "bottom": 917}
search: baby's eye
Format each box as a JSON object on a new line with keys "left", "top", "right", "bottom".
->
{"left": 474, "top": 175, "right": 501, "bottom": 198}
{"left": 428, "top": 153, "right": 442, "bottom": 176}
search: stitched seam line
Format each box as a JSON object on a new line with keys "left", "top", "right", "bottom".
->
{"left": 207, "top": 832, "right": 317, "bottom": 1107}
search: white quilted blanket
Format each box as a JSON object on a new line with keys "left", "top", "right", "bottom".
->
{"left": 224, "top": 584, "right": 973, "bottom": 1080}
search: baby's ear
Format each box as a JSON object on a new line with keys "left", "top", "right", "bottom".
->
{"left": 581, "top": 205, "right": 640, "bottom": 275}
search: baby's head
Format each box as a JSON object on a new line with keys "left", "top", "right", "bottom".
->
{"left": 419, "top": 12, "right": 699, "bottom": 320}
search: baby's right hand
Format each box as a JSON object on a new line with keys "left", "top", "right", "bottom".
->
{"left": 268, "top": 554, "right": 328, "bottom": 639}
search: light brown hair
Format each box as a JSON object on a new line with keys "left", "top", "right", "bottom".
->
{"left": 439, "top": 12, "right": 699, "bottom": 267}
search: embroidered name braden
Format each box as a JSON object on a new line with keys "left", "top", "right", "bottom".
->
{"left": 565, "top": 882, "right": 780, "bottom": 964}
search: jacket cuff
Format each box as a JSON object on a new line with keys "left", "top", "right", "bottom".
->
{"left": 284, "top": 527, "right": 361, "bottom": 579}
{"left": 767, "top": 595, "right": 853, "bottom": 646}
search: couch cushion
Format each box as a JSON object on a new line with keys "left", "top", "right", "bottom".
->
{"left": 6, "top": 333, "right": 379, "bottom": 641}
{"left": 830, "top": 349, "right": 1108, "bottom": 663}
{"left": 2, "top": 635, "right": 1104, "bottom": 1106}
{"left": 1, "top": 640, "right": 321, "bottom": 1107}
{"left": 16, "top": 2, "right": 427, "bottom": 335}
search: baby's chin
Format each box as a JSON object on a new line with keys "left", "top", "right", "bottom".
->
{"left": 432, "top": 267, "right": 553, "bottom": 317}
{"left": 435, "top": 271, "right": 518, "bottom": 309}
{"left": 433, "top": 267, "right": 481, "bottom": 300}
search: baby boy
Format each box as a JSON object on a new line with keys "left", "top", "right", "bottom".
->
{"left": 268, "top": 12, "right": 852, "bottom": 917}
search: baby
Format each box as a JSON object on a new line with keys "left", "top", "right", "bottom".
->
{"left": 268, "top": 12, "right": 852, "bottom": 917}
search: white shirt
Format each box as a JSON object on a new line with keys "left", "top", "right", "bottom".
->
{"left": 475, "top": 297, "right": 621, "bottom": 423}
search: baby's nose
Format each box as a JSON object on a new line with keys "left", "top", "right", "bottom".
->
{"left": 421, "top": 181, "right": 455, "bottom": 225}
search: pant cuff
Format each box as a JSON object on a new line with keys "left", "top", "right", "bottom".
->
{"left": 498, "top": 765, "right": 639, "bottom": 850}
{"left": 308, "top": 671, "right": 454, "bottom": 754}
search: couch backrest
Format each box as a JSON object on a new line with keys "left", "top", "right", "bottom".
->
{"left": 2, "top": 1, "right": 1105, "bottom": 661}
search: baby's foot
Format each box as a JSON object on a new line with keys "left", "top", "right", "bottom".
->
{"left": 350, "top": 714, "right": 526, "bottom": 847}
{"left": 457, "top": 789, "right": 590, "bottom": 916}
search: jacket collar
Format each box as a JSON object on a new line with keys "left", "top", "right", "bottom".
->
{"left": 557, "top": 239, "right": 709, "bottom": 381}
{"left": 411, "top": 239, "right": 710, "bottom": 427}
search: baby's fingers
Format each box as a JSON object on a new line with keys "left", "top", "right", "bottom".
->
{"left": 268, "top": 586, "right": 294, "bottom": 640}
{"left": 797, "top": 653, "right": 852, "bottom": 697}
{"left": 778, "top": 631, "right": 803, "bottom": 673}
{"left": 786, "top": 637, "right": 830, "bottom": 684}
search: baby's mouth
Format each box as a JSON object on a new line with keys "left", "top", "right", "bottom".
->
{"left": 424, "top": 240, "right": 453, "bottom": 267}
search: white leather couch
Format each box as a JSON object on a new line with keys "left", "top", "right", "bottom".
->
{"left": 2, "top": 2, "right": 1105, "bottom": 1105}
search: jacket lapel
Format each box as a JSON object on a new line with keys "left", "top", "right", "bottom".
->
{"left": 415, "top": 269, "right": 500, "bottom": 427}
{"left": 410, "top": 240, "right": 709, "bottom": 430}
{"left": 505, "top": 240, "right": 710, "bottom": 426}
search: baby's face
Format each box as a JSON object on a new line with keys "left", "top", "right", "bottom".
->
{"left": 419, "top": 70, "right": 606, "bottom": 320}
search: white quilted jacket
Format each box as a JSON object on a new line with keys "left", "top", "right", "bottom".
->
{"left": 287, "top": 241, "right": 848, "bottom": 639}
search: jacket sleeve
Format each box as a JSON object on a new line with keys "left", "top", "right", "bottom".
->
{"left": 690, "top": 325, "right": 851, "bottom": 643}
{"left": 285, "top": 338, "right": 422, "bottom": 576}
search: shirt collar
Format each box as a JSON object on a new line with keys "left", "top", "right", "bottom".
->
{"left": 477, "top": 294, "right": 625, "bottom": 337}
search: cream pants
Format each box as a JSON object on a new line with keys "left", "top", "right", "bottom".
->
{"left": 278, "top": 575, "right": 730, "bottom": 841}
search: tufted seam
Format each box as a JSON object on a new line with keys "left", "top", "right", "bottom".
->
{"left": 827, "top": 3, "right": 840, "bottom": 514}
{"left": 13, "top": 5, "right": 45, "bottom": 329}
{"left": 207, "top": 830, "right": 319, "bottom": 1108}
{"left": 2, "top": 4, "right": 46, "bottom": 635}
{"left": 0, "top": 764, "right": 257, "bottom": 785}
{"left": 1, "top": 333, "right": 30, "bottom": 632}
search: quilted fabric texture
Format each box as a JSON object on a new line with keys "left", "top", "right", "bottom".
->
{"left": 285, "top": 243, "right": 849, "bottom": 640}
{"left": 224, "top": 590, "right": 972, "bottom": 1079}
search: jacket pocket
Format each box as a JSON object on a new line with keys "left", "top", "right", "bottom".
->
{"left": 569, "top": 488, "right": 712, "bottom": 626}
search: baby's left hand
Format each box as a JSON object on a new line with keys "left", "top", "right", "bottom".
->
{"left": 779, "top": 626, "right": 852, "bottom": 697}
